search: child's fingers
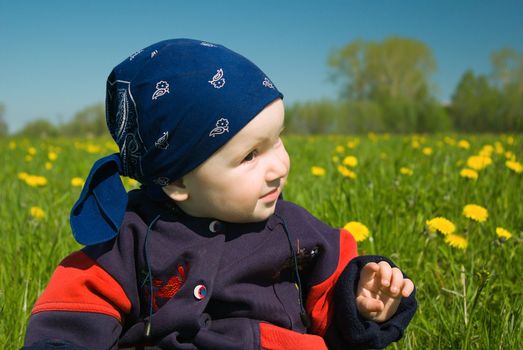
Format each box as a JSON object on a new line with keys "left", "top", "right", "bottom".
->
{"left": 389, "top": 268, "right": 404, "bottom": 296}
{"left": 378, "top": 261, "right": 392, "bottom": 287}
{"left": 357, "top": 295, "right": 384, "bottom": 313}
{"left": 401, "top": 278, "right": 415, "bottom": 298}
{"left": 359, "top": 262, "right": 379, "bottom": 283}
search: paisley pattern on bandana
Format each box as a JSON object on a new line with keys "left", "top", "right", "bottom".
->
{"left": 106, "top": 80, "right": 146, "bottom": 179}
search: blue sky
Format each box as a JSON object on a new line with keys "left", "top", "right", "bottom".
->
{"left": 1, "top": 0, "right": 522, "bottom": 132}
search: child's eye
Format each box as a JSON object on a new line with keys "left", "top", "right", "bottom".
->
{"left": 243, "top": 150, "right": 258, "bottom": 162}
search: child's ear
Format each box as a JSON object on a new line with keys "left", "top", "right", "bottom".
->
{"left": 162, "top": 178, "right": 189, "bottom": 202}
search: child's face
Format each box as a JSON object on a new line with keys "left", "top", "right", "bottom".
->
{"left": 163, "top": 98, "right": 289, "bottom": 223}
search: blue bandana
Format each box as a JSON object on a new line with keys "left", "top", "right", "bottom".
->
{"left": 71, "top": 38, "right": 283, "bottom": 245}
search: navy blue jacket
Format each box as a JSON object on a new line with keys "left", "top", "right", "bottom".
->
{"left": 24, "top": 189, "right": 416, "bottom": 349}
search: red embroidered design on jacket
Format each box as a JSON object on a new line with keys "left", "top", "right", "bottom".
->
{"left": 144, "top": 265, "right": 186, "bottom": 312}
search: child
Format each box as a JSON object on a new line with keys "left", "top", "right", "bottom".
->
{"left": 23, "top": 38, "right": 416, "bottom": 350}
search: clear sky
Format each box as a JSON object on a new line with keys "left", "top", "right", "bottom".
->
{"left": 1, "top": 0, "right": 522, "bottom": 132}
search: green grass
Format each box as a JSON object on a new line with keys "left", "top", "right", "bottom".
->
{"left": 1, "top": 134, "right": 522, "bottom": 349}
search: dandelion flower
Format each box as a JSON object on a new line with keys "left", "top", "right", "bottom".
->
{"left": 457, "top": 140, "right": 470, "bottom": 149}
{"left": 495, "top": 227, "right": 512, "bottom": 241}
{"left": 9, "top": 141, "right": 16, "bottom": 149}
{"left": 342, "top": 156, "right": 358, "bottom": 167}
{"left": 444, "top": 137, "right": 456, "bottom": 146}
{"left": 494, "top": 142, "right": 504, "bottom": 154}
{"left": 460, "top": 168, "right": 478, "bottom": 180}
{"left": 24, "top": 175, "right": 48, "bottom": 187}
{"left": 411, "top": 140, "right": 420, "bottom": 149}
{"left": 30, "top": 206, "right": 45, "bottom": 220}
{"left": 422, "top": 147, "right": 433, "bottom": 156}
{"left": 426, "top": 217, "right": 456, "bottom": 235}
{"left": 444, "top": 234, "right": 468, "bottom": 250}
{"left": 347, "top": 140, "right": 358, "bottom": 149}
{"left": 400, "top": 167, "right": 413, "bottom": 176}
{"left": 28, "top": 147, "right": 37, "bottom": 156}
{"left": 45, "top": 162, "right": 53, "bottom": 170}
{"left": 25, "top": 155, "right": 33, "bottom": 162}
{"left": 467, "top": 155, "right": 492, "bottom": 171}
{"left": 18, "top": 172, "right": 29, "bottom": 180}
{"left": 48, "top": 151, "right": 58, "bottom": 161}
{"left": 344, "top": 221, "right": 369, "bottom": 242}
{"left": 71, "top": 177, "right": 85, "bottom": 187}
{"left": 86, "top": 144, "right": 102, "bottom": 154}
{"left": 507, "top": 136, "right": 514, "bottom": 145}
{"left": 337, "top": 165, "right": 356, "bottom": 179}
{"left": 505, "top": 151, "right": 515, "bottom": 161}
{"left": 331, "top": 156, "right": 340, "bottom": 163}
{"left": 463, "top": 204, "right": 488, "bottom": 222}
{"left": 335, "top": 145, "right": 345, "bottom": 153}
{"left": 505, "top": 160, "right": 523, "bottom": 174}
{"left": 311, "top": 166, "right": 326, "bottom": 177}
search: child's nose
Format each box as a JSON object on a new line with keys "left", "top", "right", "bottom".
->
{"left": 265, "top": 146, "right": 289, "bottom": 182}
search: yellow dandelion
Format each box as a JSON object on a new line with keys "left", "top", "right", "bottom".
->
{"left": 505, "top": 151, "right": 515, "bottom": 161}
{"left": 342, "top": 156, "right": 358, "bottom": 167}
{"left": 507, "top": 136, "right": 514, "bottom": 145}
{"left": 444, "top": 137, "right": 456, "bottom": 146}
{"left": 71, "top": 177, "right": 85, "bottom": 187}
{"left": 460, "top": 168, "right": 478, "bottom": 180}
{"left": 457, "top": 140, "right": 470, "bottom": 149}
{"left": 480, "top": 144, "right": 494, "bottom": 155}
{"left": 344, "top": 221, "right": 369, "bottom": 242}
{"left": 25, "top": 155, "right": 33, "bottom": 162}
{"left": 426, "top": 217, "right": 456, "bottom": 235}
{"left": 311, "top": 166, "right": 326, "bottom": 177}
{"left": 332, "top": 155, "right": 340, "bottom": 163}
{"left": 411, "top": 140, "right": 420, "bottom": 149}
{"left": 422, "top": 147, "right": 433, "bottom": 156}
{"left": 9, "top": 141, "right": 16, "bottom": 149}
{"left": 347, "top": 140, "right": 359, "bottom": 149}
{"left": 494, "top": 142, "right": 504, "bottom": 154}
{"left": 30, "top": 206, "right": 45, "bottom": 220}
{"left": 444, "top": 234, "right": 468, "bottom": 250}
{"left": 505, "top": 160, "right": 523, "bottom": 174}
{"left": 463, "top": 204, "right": 488, "bottom": 222}
{"left": 380, "top": 152, "right": 387, "bottom": 160}
{"left": 335, "top": 145, "right": 345, "bottom": 153}
{"left": 45, "top": 162, "right": 53, "bottom": 170}
{"left": 400, "top": 167, "right": 413, "bottom": 176}
{"left": 495, "top": 227, "right": 512, "bottom": 241}
{"left": 24, "top": 175, "right": 48, "bottom": 187}
{"left": 337, "top": 165, "right": 356, "bottom": 179}
{"left": 27, "top": 147, "right": 37, "bottom": 156}
{"left": 48, "top": 151, "right": 58, "bottom": 161}
{"left": 466, "top": 155, "right": 492, "bottom": 171}
{"left": 18, "top": 172, "right": 29, "bottom": 180}
{"left": 86, "top": 144, "right": 102, "bottom": 154}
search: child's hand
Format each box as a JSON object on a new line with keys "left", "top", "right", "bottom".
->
{"left": 356, "top": 261, "right": 414, "bottom": 323}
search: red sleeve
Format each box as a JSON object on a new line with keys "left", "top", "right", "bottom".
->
{"left": 305, "top": 229, "right": 357, "bottom": 336}
{"left": 31, "top": 250, "right": 132, "bottom": 322}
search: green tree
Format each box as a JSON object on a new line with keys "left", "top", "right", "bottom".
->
{"left": 0, "top": 103, "right": 8, "bottom": 136}
{"left": 491, "top": 48, "right": 523, "bottom": 131}
{"left": 61, "top": 103, "right": 108, "bottom": 137}
{"left": 327, "top": 37, "right": 450, "bottom": 133}
{"left": 17, "top": 119, "right": 59, "bottom": 138}
{"left": 328, "top": 37, "right": 436, "bottom": 102}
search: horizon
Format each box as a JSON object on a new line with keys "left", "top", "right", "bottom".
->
{"left": 1, "top": 0, "right": 522, "bottom": 132}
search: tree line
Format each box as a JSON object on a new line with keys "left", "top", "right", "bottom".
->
{"left": 1, "top": 37, "right": 522, "bottom": 137}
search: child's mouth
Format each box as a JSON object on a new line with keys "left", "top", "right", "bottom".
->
{"left": 260, "top": 188, "right": 279, "bottom": 201}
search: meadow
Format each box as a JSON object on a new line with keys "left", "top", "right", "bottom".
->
{"left": 1, "top": 133, "right": 522, "bottom": 349}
